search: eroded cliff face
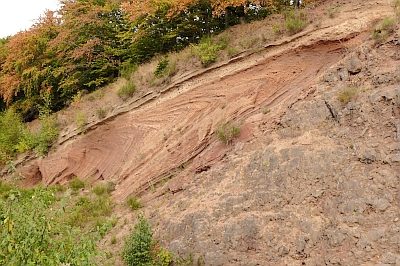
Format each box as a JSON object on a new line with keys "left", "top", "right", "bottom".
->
{"left": 136, "top": 35, "right": 400, "bottom": 265}
{"left": 5, "top": 0, "right": 400, "bottom": 265}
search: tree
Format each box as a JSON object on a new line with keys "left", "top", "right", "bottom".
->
{"left": 0, "top": 11, "right": 61, "bottom": 118}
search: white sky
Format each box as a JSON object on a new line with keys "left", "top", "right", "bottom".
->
{"left": 0, "top": 0, "right": 61, "bottom": 38}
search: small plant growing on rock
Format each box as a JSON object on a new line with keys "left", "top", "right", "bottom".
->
{"left": 215, "top": 120, "right": 240, "bottom": 145}
{"left": 372, "top": 17, "right": 396, "bottom": 44}
{"left": 327, "top": 4, "right": 340, "bottom": 18}
{"left": 338, "top": 87, "right": 358, "bottom": 104}
{"left": 97, "top": 108, "right": 107, "bottom": 119}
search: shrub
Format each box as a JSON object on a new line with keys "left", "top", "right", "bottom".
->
{"left": 123, "top": 216, "right": 155, "bottom": 266}
{"left": 117, "top": 79, "right": 136, "bottom": 100}
{"left": 215, "top": 120, "right": 240, "bottom": 145}
{"left": 69, "top": 177, "right": 85, "bottom": 192}
{"left": 127, "top": 196, "right": 143, "bottom": 210}
{"left": 154, "top": 59, "right": 169, "bottom": 77}
{"left": 192, "top": 39, "right": 221, "bottom": 67}
{"left": 338, "top": 87, "right": 358, "bottom": 104}
{"left": 0, "top": 109, "right": 26, "bottom": 162}
{"left": 372, "top": 17, "right": 396, "bottom": 44}
{"left": 32, "top": 114, "right": 59, "bottom": 156}
{"left": 93, "top": 184, "right": 109, "bottom": 196}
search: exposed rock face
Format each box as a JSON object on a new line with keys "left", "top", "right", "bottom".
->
{"left": 146, "top": 42, "right": 400, "bottom": 265}
{"left": 3, "top": 1, "right": 400, "bottom": 265}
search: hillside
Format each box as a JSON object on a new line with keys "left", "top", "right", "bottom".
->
{"left": 3, "top": 0, "right": 400, "bottom": 265}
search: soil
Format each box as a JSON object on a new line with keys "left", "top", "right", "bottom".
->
{"left": 3, "top": 0, "right": 400, "bottom": 265}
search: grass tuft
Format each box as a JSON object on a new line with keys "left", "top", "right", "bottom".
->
{"left": 338, "top": 87, "right": 358, "bottom": 104}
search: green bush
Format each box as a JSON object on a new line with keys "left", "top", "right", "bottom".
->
{"left": 215, "top": 120, "right": 240, "bottom": 145}
{"left": 32, "top": 114, "right": 59, "bottom": 156}
{"left": 0, "top": 109, "right": 26, "bottom": 162}
{"left": 123, "top": 216, "right": 155, "bottom": 266}
{"left": 69, "top": 177, "right": 85, "bottom": 192}
{"left": 154, "top": 59, "right": 169, "bottom": 77}
{"left": 117, "top": 79, "right": 136, "bottom": 100}
{"left": 192, "top": 39, "right": 221, "bottom": 67}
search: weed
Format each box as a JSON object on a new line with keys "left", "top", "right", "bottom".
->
{"left": 372, "top": 17, "right": 396, "bottom": 44}
{"left": 226, "top": 47, "right": 240, "bottom": 58}
{"left": 117, "top": 79, "right": 136, "bottom": 100}
{"left": 111, "top": 235, "right": 117, "bottom": 245}
{"left": 215, "top": 120, "right": 241, "bottom": 145}
{"left": 338, "top": 87, "right": 358, "bottom": 104}
{"left": 66, "top": 194, "right": 114, "bottom": 228}
{"left": 148, "top": 180, "right": 156, "bottom": 193}
{"left": 394, "top": 0, "right": 400, "bottom": 16}
{"left": 284, "top": 9, "right": 307, "bottom": 35}
{"left": 97, "top": 108, "right": 107, "bottom": 119}
{"left": 120, "top": 62, "right": 138, "bottom": 80}
{"left": 87, "top": 90, "right": 105, "bottom": 101}
{"left": 74, "top": 111, "right": 87, "bottom": 132}
{"left": 106, "top": 181, "right": 116, "bottom": 193}
{"left": 127, "top": 196, "right": 143, "bottom": 210}
{"left": 262, "top": 107, "right": 271, "bottom": 114}
{"left": 327, "top": 4, "right": 340, "bottom": 18}
{"left": 53, "top": 184, "right": 67, "bottom": 192}
{"left": 69, "top": 177, "right": 85, "bottom": 192}
{"left": 93, "top": 184, "right": 110, "bottom": 196}
{"left": 215, "top": 32, "right": 230, "bottom": 49}
{"left": 272, "top": 23, "right": 283, "bottom": 35}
